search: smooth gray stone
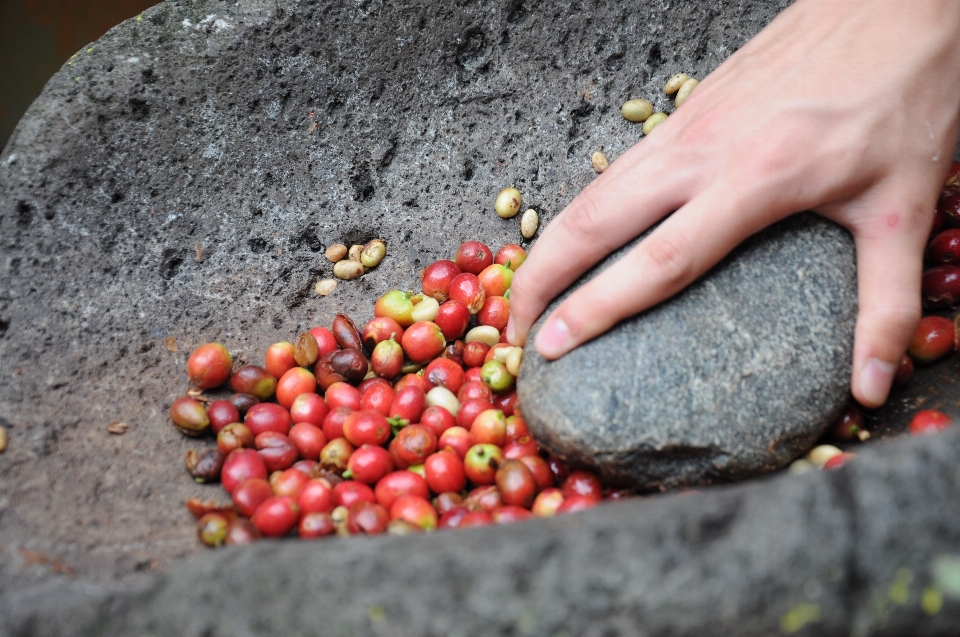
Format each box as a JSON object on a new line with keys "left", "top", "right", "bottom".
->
{"left": 518, "top": 214, "right": 858, "bottom": 489}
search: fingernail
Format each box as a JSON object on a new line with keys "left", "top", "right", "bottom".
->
{"left": 535, "top": 317, "right": 572, "bottom": 359}
{"left": 859, "top": 358, "right": 897, "bottom": 407}
{"left": 506, "top": 316, "right": 517, "bottom": 345}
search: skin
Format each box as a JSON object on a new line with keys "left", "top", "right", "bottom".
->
{"left": 507, "top": 0, "right": 960, "bottom": 408}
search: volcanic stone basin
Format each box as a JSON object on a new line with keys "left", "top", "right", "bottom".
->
{"left": 2, "top": 0, "right": 960, "bottom": 634}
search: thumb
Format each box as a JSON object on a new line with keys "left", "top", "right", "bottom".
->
{"left": 848, "top": 218, "right": 926, "bottom": 408}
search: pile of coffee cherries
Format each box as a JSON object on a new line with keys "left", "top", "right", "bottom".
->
{"left": 173, "top": 240, "right": 623, "bottom": 546}
{"left": 797, "top": 160, "right": 960, "bottom": 473}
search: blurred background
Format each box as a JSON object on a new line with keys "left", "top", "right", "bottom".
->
{"left": 1, "top": 0, "right": 157, "bottom": 147}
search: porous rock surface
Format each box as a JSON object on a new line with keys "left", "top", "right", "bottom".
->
{"left": 2, "top": 0, "right": 960, "bottom": 633}
{"left": 518, "top": 214, "right": 857, "bottom": 489}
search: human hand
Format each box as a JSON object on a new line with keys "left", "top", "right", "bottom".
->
{"left": 507, "top": 0, "right": 960, "bottom": 409}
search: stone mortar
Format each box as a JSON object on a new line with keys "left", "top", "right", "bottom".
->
{"left": 1, "top": 0, "right": 959, "bottom": 633}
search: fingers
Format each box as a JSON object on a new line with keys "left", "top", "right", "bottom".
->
{"left": 532, "top": 186, "right": 771, "bottom": 359}
{"left": 507, "top": 135, "right": 692, "bottom": 347}
{"left": 845, "top": 206, "right": 927, "bottom": 408}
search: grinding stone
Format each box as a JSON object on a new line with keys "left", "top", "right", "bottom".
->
{"left": 518, "top": 214, "right": 858, "bottom": 489}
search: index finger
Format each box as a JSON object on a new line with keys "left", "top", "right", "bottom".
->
{"left": 507, "top": 134, "right": 691, "bottom": 346}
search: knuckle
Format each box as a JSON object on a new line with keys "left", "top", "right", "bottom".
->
{"left": 559, "top": 195, "right": 605, "bottom": 241}
{"left": 862, "top": 300, "right": 921, "bottom": 340}
{"left": 643, "top": 232, "right": 694, "bottom": 290}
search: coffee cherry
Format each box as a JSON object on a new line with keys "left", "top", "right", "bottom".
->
{"left": 321, "top": 407, "right": 352, "bottom": 440}
{"left": 438, "top": 426, "right": 474, "bottom": 459}
{"left": 922, "top": 265, "right": 960, "bottom": 308}
{"left": 217, "top": 423, "right": 254, "bottom": 454}
{"left": 276, "top": 368, "right": 317, "bottom": 409}
{"left": 520, "top": 209, "right": 539, "bottom": 240}
{"left": 187, "top": 343, "right": 233, "bottom": 389}
{"left": 449, "top": 273, "right": 486, "bottom": 314}
{"left": 319, "top": 437, "right": 355, "bottom": 472}
{"left": 420, "top": 405, "right": 457, "bottom": 438}
{"left": 255, "top": 431, "right": 299, "bottom": 472}
{"left": 221, "top": 449, "right": 268, "bottom": 495}
{"left": 828, "top": 404, "right": 866, "bottom": 442}
{"left": 519, "top": 455, "right": 554, "bottom": 491}
{"left": 325, "top": 382, "right": 363, "bottom": 411}
{"left": 207, "top": 400, "right": 240, "bottom": 435}
{"left": 907, "top": 316, "right": 954, "bottom": 364}
{"left": 375, "top": 471, "right": 430, "bottom": 509}
{"left": 939, "top": 185, "right": 960, "bottom": 227}
{"left": 401, "top": 321, "right": 446, "bottom": 364}
{"left": 343, "top": 410, "right": 391, "bottom": 447}
{"left": 435, "top": 300, "right": 471, "bottom": 340}
{"left": 411, "top": 296, "right": 441, "bottom": 323}
{"left": 347, "top": 501, "right": 390, "bottom": 535}
{"left": 495, "top": 244, "right": 526, "bottom": 271}
{"left": 185, "top": 449, "right": 225, "bottom": 483}
{"left": 822, "top": 452, "right": 856, "bottom": 471}
{"left": 170, "top": 396, "right": 210, "bottom": 436}
{"left": 807, "top": 444, "right": 843, "bottom": 468}
{"left": 228, "top": 393, "right": 259, "bottom": 415}
{"left": 458, "top": 380, "right": 493, "bottom": 403}
{"left": 375, "top": 290, "right": 415, "bottom": 327}
{"left": 465, "top": 485, "right": 502, "bottom": 512}
{"left": 197, "top": 512, "right": 230, "bottom": 547}
{"left": 480, "top": 360, "right": 514, "bottom": 393}
{"left": 389, "top": 386, "right": 427, "bottom": 425}
{"left": 557, "top": 494, "right": 598, "bottom": 514}
{"left": 470, "top": 409, "right": 507, "bottom": 446}
{"left": 503, "top": 435, "right": 539, "bottom": 460}
{"left": 362, "top": 316, "right": 406, "bottom": 352}
{"left": 477, "top": 296, "right": 510, "bottom": 331}
{"left": 264, "top": 341, "right": 297, "bottom": 380}
{"left": 434, "top": 492, "right": 465, "bottom": 515}
{"left": 492, "top": 506, "right": 534, "bottom": 524}
{"left": 298, "top": 479, "right": 335, "bottom": 514}
{"left": 422, "top": 260, "right": 463, "bottom": 302}
{"left": 392, "top": 424, "right": 437, "bottom": 466}
{"left": 674, "top": 77, "right": 699, "bottom": 107}
{"left": 225, "top": 518, "right": 261, "bottom": 546}
{"left": 229, "top": 365, "right": 278, "bottom": 401}
{"left": 288, "top": 423, "right": 327, "bottom": 460}
{"left": 360, "top": 382, "right": 395, "bottom": 417}
{"left": 347, "top": 444, "right": 395, "bottom": 484}
{"left": 298, "top": 512, "right": 336, "bottom": 539}
{"left": 290, "top": 393, "right": 329, "bottom": 427}
{"left": 251, "top": 496, "right": 300, "bottom": 537}
{"left": 333, "top": 480, "right": 376, "bottom": 508}
{"left": 909, "top": 409, "right": 953, "bottom": 436}
{"left": 309, "top": 326, "right": 340, "bottom": 357}
{"left": 372, "top": 336, "right": 404, "bottom": 379}
{"left": 562, "top": 471, "right": 602, "bottom": 501}
{"left": 232, "top": 478, "right": 274, "bottom": 516}
{"left": 463, "top": 443, "right": 503, "bottom": 485}
{"left": 360, "top": 240, "right": 387, "bottom": 268}
{"left": 424, "top": 450, "right": 467, "bottom": 493}
{"left": 244, "top": 403, "right": 292, "bottom": 436}
{"left": 531, "top": 488, "right": 565, "bottom": 517}
{"left": 390, "top": 495, "right": 438, "bottom": 531}
{"left": 927, "top": 229, "right": 960, "bottom": 265}
{"left": 454, "top": 241, "right": 494, "bottom": 275}
{"left": 893, "top": 354, "right": 914, "bottom": 388}
{"left": 496, "top": 459, "right": 537, "bottom": 508}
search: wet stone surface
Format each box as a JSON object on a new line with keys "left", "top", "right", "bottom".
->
{"left": 518, "top": 214, "right": 858, "bottom": 490}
